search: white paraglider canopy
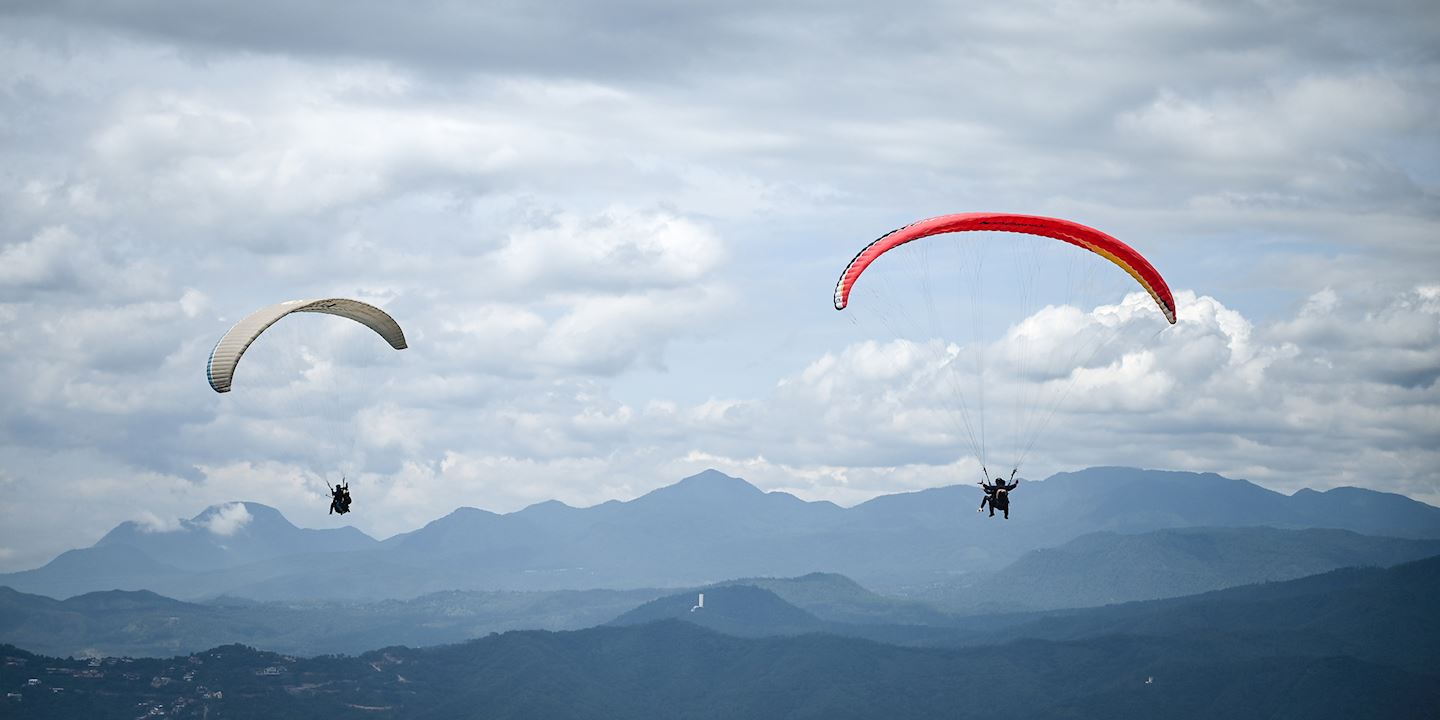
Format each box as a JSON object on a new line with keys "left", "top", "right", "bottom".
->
{"left": 207, "top": 298, "right": 407, "bottom": 394}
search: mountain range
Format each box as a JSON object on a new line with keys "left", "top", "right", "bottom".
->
{"left": 4, "top": 467, "right": 1438, "bottom": 602}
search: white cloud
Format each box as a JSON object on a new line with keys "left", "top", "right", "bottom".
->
{"left": 536, "top": 287, "right": 725, "bottom": 374}
{"left": 0, "top": 226, "right": 171, "bottom": 302}
{"left": 0, "top": 226, "right": 81, "bottom": 291}
{"left": 705, "top": 288, "right": 1440, "bottom": 500}
{"left": 134, "top": 511, "right": 182, "bottom": 534}
{"left": 200, "top": 502, "right": 252, "bottom": 536}
{"left": 1117, "top": 72, "right": 1422, "bottom": 165}
{"left": 81, "top": 70, "right": 531, "bottom": 228}
{"left": 494, "top": 207, "right": 725, "bottom": 293}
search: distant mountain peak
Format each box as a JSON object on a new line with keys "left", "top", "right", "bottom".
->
{"left": 609, "top": 583, "right": 825, "bottom": 633}
{"left": 602, "top": 469, "right": 783, "bottom": 519}
{"left": 524, "top": 499, "right": 574, "bottom": 511}
{"left": 515, "top": 499, "right": 577, "bottom": 519}
{"left": 444, "top": 506, "right": 502, "bottom": 521}
{"left": 59, "top": 588, "right": 196, "bottom": 612}
{"left": 625, "top": 469, "right": 768, "bottom": 509}
{"left": 674, "top": 469, "right": 763, "bottom": 493}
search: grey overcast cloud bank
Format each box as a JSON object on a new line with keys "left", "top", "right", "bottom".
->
{"left": 1, "top": 1, "right": 1437, "bottom": 571}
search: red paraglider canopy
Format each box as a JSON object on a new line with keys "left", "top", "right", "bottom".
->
{"left": 833, "top": 213, "right": 1176, "bottom": 323}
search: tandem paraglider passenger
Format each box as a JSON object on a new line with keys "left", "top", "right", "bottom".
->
{"left": 329, "top": 479, "right": 352, "bottom": 515}
{"left": 978, "top": 468, "right": 1019, "bottom": 519}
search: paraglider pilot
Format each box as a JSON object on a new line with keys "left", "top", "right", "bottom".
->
{"left": 978, "top": 467, "right": 1019, "bottom": 519}
{"left": 329, "top": 478, "right": 352, "bottom": 515}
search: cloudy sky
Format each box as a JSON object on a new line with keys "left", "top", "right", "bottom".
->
{"left": 1, "top": 0, "right": 1437, "bottom": 571}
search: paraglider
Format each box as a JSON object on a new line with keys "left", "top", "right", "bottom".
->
{"left": 208, "top": 298, "right": 406, "bottom": 516}
{"left": 329, "top": 478, "right": 352, "bottom": 515}
{"left": 833, "top": 213, "right": 1176, "bottom": 504}
{"left": 977, "top": 468, "right": 1019, "bottom": 519}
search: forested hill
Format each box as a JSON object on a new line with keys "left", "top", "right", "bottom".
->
{"left": 4, "top": 556, "right": 1438, "bottom": 720}
{"left": 964, "top": 553, "right": 1440, "bottom": 674}
{"left": 920, "top": 526, "right": 1440, "bottom": 612}
{"left": 4, "top": 624, "right": 1434, "bottom": 720}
